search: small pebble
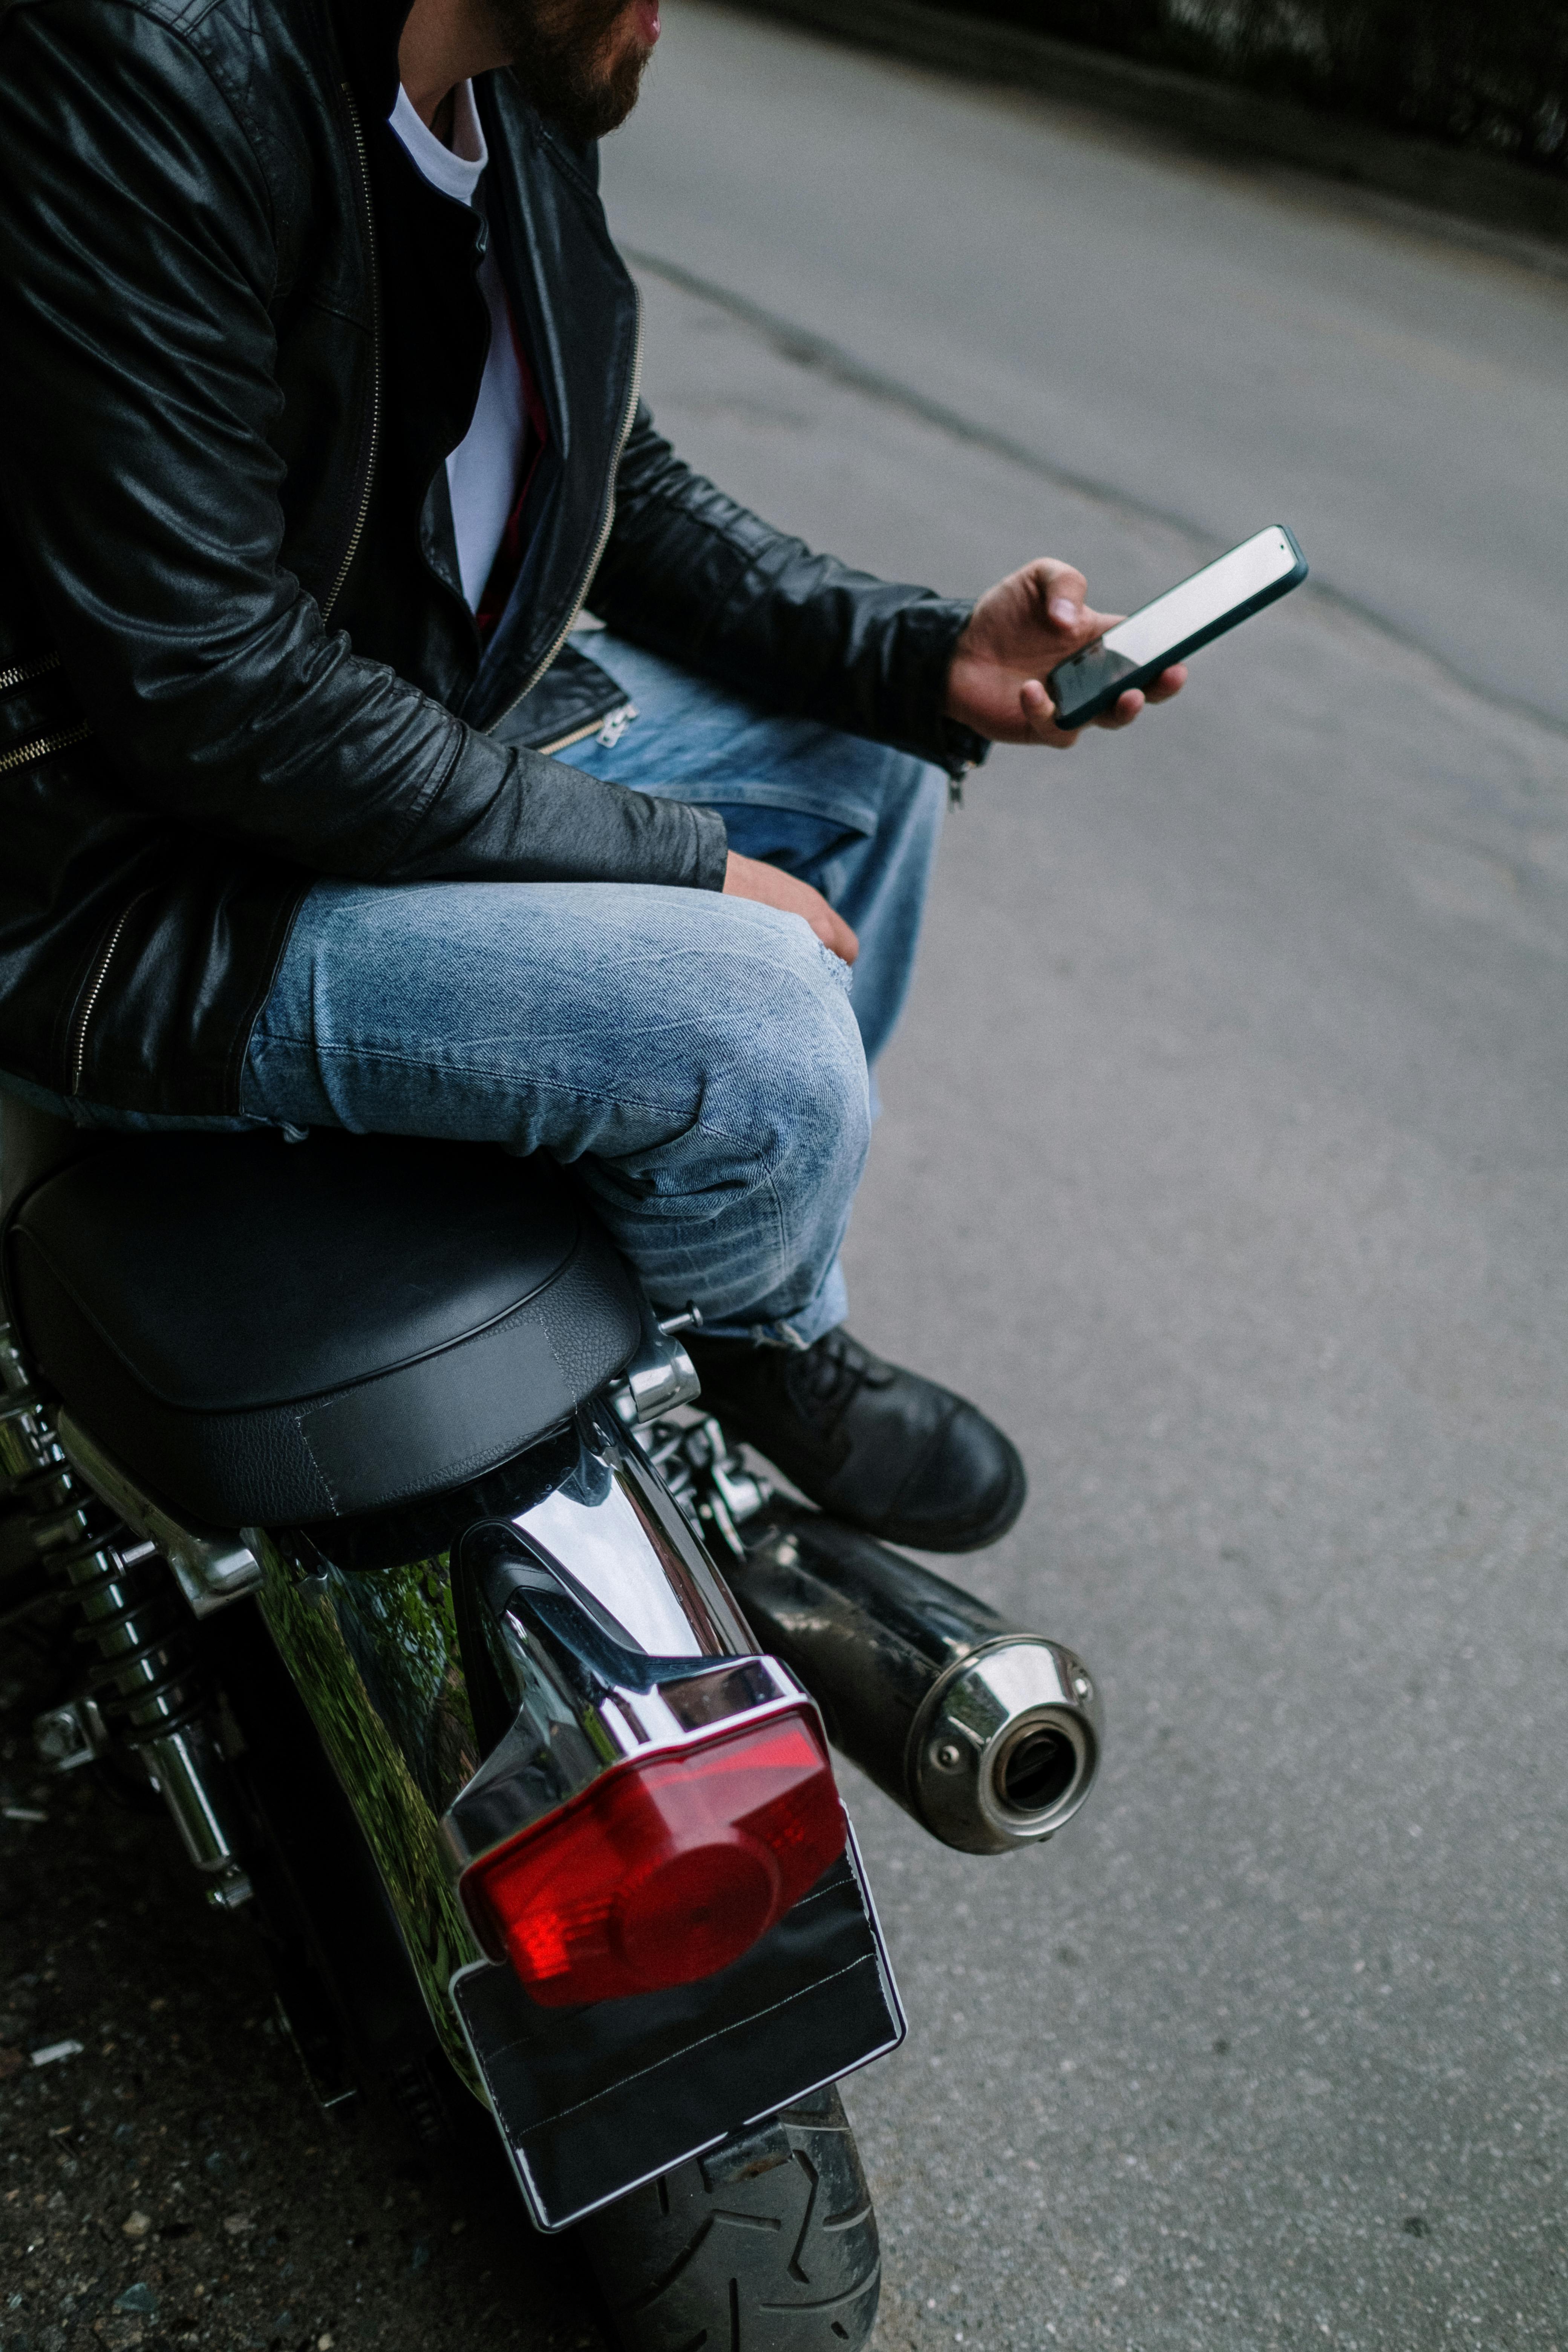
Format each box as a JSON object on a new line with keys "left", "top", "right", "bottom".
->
{"left": 30, "top": 2039, "right": 83, "bottom": 2067}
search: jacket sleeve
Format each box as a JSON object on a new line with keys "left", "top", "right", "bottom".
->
{"left": 589, "top": 404, "right": 989, "bottom": 778}
{"left": 0, "top": 3, "right": 725, "bottom": 893}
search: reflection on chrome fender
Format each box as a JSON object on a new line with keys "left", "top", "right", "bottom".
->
{"left": 253, "top": 1402, "right": 766, "bottom": 2079}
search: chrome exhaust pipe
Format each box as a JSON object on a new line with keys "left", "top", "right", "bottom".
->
{"left": 733, "top": 1506, "right": 1101, "bottom": 1855}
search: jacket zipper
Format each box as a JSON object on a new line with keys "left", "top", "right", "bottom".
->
{"left": 322, "top": 86, "right": 381, "bottom": 623}
{"left": 69, "top": 898, "right": 140, "bottom": 1096}
{"left": 0, "top": 721, "right": 92, "bottom": 778}
{"left": 536, "top": 700, "right": 637, "bottom": 758}
{"left": 484, "top": 293, "right": 645, "bottom": 736}
{"left": 0, "top": 652, "right": 64, "bottom": 697}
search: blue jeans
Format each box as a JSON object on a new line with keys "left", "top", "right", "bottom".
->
{"left": 6, "top": 635, "right": 946, "bottom": 1345}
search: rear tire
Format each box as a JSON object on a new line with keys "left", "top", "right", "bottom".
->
{"left": 580, "top": 2086, "right": 880, "bottom": 2352}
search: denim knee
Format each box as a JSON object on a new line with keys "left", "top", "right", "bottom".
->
{"left": 710, "top": 928, "right": 871, "bottom": 1195}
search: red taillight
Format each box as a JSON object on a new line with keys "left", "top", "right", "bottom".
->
{"left": 461, "top": 1706, "right": 846, "bottom": 2007}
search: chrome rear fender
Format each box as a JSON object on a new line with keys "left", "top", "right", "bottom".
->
{"left": 251, "top": 1401, "right": 768, "bottom": 2084}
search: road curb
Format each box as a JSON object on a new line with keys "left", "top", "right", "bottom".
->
{"left": 715, "top": 0, "right": 1568, "bottom": 251}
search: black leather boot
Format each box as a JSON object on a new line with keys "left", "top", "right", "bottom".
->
{"left": 684, "top": 1325, "right": 1026, "bottom": 1553}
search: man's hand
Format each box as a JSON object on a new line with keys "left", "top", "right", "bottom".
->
{"left": 724, "top": 852, "right": 859, "bottom": 966}
{"left": 945, "top": 557, "right": 1187, "bottom": 748}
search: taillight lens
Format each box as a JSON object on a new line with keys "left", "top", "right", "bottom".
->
{"left": 461, "top": 1706, "right": 846, "bottom": 2007}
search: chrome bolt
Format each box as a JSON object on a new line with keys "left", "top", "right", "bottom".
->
{"left": 206, "top": 1868, "right": 254, "bottom": 1913}
{"left": 933, "top": 1740, "right": 965, "bottom": 1771}
{"left": 32, "top": 1703, "right": 96, "bottom": 1773}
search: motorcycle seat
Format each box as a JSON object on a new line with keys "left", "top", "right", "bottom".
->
{"left": 1, "top": 1109, "right": 641, "bottom": 1529}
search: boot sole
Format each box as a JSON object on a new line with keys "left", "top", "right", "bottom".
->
{"left": 732, "top": 1426, "right": 1029, "bottom": 1556}
{"left": 834, "top": 1428, "right": 1028, "bottom": 1554}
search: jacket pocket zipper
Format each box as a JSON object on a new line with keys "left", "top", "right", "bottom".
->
{"left": 537, "top": 700, "right": 638, "bottom": 758}
{"left": 69, "top": 898, "right": 139, "bottom": 1097}
{"left": 0, "top": 720, "right": 93, "bottom": 778}
{"left": 0, "top": 652, "right": 64, "bottom": 698}
{"left": 322, "top": 85, "right": 382, "bottom": 623}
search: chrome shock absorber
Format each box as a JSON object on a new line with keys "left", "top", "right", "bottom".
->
{"left": 55, "top": 1520, "right": 251, "bottom": 1897}
{"left": 0, "top": 1320, "right": 252, "bottom": 1907}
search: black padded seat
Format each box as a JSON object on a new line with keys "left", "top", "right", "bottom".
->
{"left": 4, "top": 1128, "right": 641, "bottom": 1528}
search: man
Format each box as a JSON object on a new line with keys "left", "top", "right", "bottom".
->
{"left": 0, "top": 0, "right": 1183, "bottom": 1551}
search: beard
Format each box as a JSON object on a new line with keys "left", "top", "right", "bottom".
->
{"left": 487, "top": 0, "right": 654, "bottom": 143}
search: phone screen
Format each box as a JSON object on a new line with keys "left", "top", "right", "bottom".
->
{"left": 1048, "top": 526, "right": 1305, "bottom": 725}
{"left": 1101, "top": 528, "right": 1298, "bottom": 667}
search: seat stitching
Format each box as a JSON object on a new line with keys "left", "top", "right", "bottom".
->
{"left": 291, "top": 1410, "right": 341, "bottom": 1516}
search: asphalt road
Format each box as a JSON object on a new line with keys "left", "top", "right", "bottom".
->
{"left": 0, "top": 1650, "right": 592, "bottom": 2352}
{"left": 610, "top": 2, "right": 1568, "bottom": 735}
{"left": 6, "top": 11, "right": 1568, "bottom": 2352}
{"left": 605, "top": 11, "right": 1568, "bottom": 2349}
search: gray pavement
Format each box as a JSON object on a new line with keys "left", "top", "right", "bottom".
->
{"left": 611, "top": 2, "right": 1568, "bottom": 732}
{"left": 606, "top": 12, "right": 1568, "bottom": 2348}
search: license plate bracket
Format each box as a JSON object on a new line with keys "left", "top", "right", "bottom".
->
{"left": 450, "top": 1829, "right": 904, "bottom": 2231}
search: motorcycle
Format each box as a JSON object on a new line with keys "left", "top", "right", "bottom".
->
{"left": 0, "top": 1100, "right": 1102, "bottom": 2349}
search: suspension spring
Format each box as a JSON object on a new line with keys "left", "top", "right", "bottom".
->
{"left": 2, "top": 1318, "right": 250, "bottom": 1892}
{"left": 53, "top": 1521, "right": 208, "bottom": 1746}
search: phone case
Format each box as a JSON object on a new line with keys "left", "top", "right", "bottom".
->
{"left": 1046, "top": 525, "right": 1308, "bottom": 730}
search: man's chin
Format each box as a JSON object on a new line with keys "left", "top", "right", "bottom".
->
{"left": 596, "top": 6, "right": 658, "bottom": 130}
{"left": 492, "top": 0, "right": 657, "bottom": 143}
{"left": 577, "top": 36, "right": 654, "bottom": 137}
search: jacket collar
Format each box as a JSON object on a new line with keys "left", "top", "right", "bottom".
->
{"left": 329, "top": 0, "right": 417, "bottom": 124}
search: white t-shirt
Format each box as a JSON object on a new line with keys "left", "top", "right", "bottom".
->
{"left": 388, "top": 82, "right": 528, "bottom": 611}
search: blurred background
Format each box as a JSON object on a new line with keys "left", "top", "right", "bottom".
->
{"left": 897, "top": 0, "right": 1568, "bottom": 177}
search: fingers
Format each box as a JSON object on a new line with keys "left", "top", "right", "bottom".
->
{"left": 793, "top": 887, "right": 857, "bottom": 965}
{"left": 1019, "top": 675, "right": 1080, "bottom": 748}
{"left": 1094, "top": 688, "right": 1147, "bottom": 731}
{"left": 1019, "top": 669, "right": 1181, "bottom": 743}
{"left": 816, "top": 906, "right": 859, "bottom": 965}
{"left": 1093, "top": 666, "right": 1185, "bottom": 729}
{"left": 796, "top": 887, "right": 858, "bottom": 963}
{"left": 722, "top": 851, "right": 858, "bottom": 963}
{"left": 1029, "top": 557, "right": 1087, "bottom": 622}
{"left": 1072, "top": 605, "right": 1123, "bottom": 644}
{"left": 1040, "top": 567, "right": 1088, "bottom": 635}
{"left": 1143, "top": 662, "right": 1187, "bottom": 704}
{"left": 1032, "top": 563, "right": 1113, "bottom": 649}
{"left": 948, "top": 559, "right": 1188, "bottom": 748}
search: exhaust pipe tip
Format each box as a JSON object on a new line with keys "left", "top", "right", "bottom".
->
{"left": 911, "top": 1638, "right": 1101, "bottom": 1855}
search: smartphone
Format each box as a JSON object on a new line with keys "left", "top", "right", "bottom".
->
{"left": 1045, "top": 524, "right": 1308, "bottom": 730}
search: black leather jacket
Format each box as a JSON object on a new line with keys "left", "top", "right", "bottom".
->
{"left": 0, "top": 0, "right": 983, "bottom": 1117}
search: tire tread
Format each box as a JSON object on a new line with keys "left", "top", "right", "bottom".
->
{"left": 582, "top": 2089, "right": 880, "bottom": 2352}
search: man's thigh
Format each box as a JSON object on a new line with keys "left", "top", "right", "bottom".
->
{"left": 567, "top": 632, "right": 927, "bottom": 858}
{"left": 569, "top": 632, "right": 947, "bottom": 1067}
{"left": 240, "top": 874, "right": 861, "bottom": 1166}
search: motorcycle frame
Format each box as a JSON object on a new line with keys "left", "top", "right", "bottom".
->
{"left": 245, "top": 1393, "right": 786, "bottom": 2088}
{"left": 2, "top": 1326, "right": 906, "bottom": 2219}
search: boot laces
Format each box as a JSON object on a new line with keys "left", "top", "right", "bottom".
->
{"left": 787, "top": 1327, "right": 893, "bottom": 1434}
